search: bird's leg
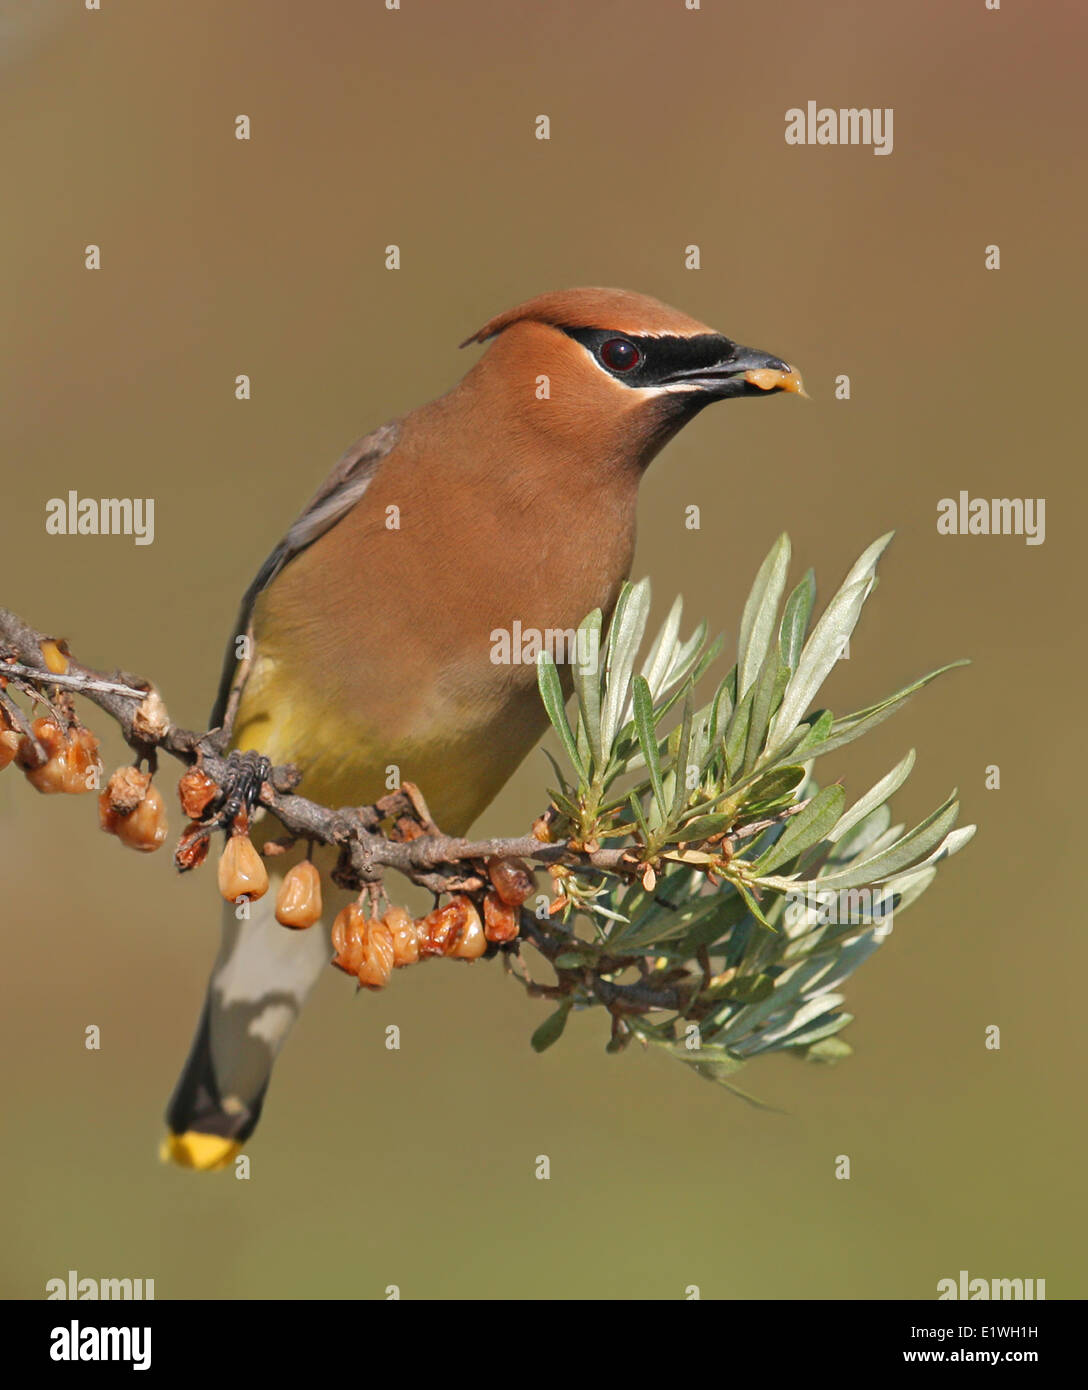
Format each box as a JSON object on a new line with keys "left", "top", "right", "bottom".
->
{"left": 216, "top": 749, "right": 273, "bottom": 829}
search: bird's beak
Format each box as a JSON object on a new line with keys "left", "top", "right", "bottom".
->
{"left": 663, "top": 343, "right": 805, "bottom": 400}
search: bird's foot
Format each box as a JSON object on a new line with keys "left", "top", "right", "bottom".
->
{"left": 217, "top": 749, "right": 273, "bottom": 829}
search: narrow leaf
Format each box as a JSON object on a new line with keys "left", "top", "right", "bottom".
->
{"left": 632, "top": 675, "right": 667, "bottom": 818}
{"left": 814, "top": 793, "right": 961, "bottom": 890}
{"left": 827, "top": 749, "right": 916, "bottom": 844}
{"left": 536, "top": 652, "right": 585, "bottom": 780}
{"left": 600, "top": 581, "right": 652, "bottom": 750}
{"left": 738, "top": 533, "right": 791, "bottom": 698}
{"left": 769, "top": 534, "right": 893, "bottom": 749}
{"left": 530, "top": 1001, "right": 573, "bottom": 1052}
{"left": 669, "top": 685, "right": 696, "bottom": 822}
{"left": 754, "top": 785, "right": 846, "bottom": 874}
{"left": 571, "top": 609, "right": 604, "bottom": 770}
{"left": 779, "top": 568, "right": 816, "bottom": 671}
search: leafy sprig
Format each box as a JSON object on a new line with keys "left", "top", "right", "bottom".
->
{"left": 529, "top": 533, "right": 973, "bottom": 1094}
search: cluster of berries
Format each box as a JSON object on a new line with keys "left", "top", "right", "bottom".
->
{"left": 2, "top": 641, "right": 169, "bottom": 851}
{"left": 1, "top": 705, "right": 169, "bottom": 853}
{"left": 328, "top": 857, "right": 533, "bottom": 991}
{"left": 5, "top": 640, "right": 534, "bottom": 992}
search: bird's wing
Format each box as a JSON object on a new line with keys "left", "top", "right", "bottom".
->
{"left": 209, "top": 420, "right": 401, "bottom": 730}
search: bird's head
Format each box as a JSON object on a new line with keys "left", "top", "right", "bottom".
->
{"left": 459, "top": 287, "right": 803, "bottom": 470}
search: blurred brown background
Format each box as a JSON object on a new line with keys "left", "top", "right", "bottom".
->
{"left": 1, "top": 0, "right": 1083, "bottom": 1299}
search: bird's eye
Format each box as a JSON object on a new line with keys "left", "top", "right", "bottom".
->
{"left": 599, "top": 338, "right": 641, "bottom": 373}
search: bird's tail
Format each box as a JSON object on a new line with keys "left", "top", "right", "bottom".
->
{"left": 162, "top": 844, "right": 340, "bottom": 1171}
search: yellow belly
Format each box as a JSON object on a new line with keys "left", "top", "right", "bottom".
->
{"left": 231, "top": 649, "right": 548, "bottom": 836}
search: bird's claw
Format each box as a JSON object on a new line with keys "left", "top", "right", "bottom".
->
{"left": 218, "top": 749, "right": 273, "bottom": 828}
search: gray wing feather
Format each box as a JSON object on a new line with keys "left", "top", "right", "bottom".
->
{"left": 209, "top": 420, "right": 400, "bottom": 730}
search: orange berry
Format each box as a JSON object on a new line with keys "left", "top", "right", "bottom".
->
{"left": 25, "top": 755, "right": 67, "bottom": 794}
{"left": 356, "top": 920, "right": 395, "bottom": 990}
{"left": 99, "top": 767, "right": 166, "bottom": 851}
{"left": 483, "top": 891, "right": 519, "bottom": 943}
{"left": 419, "top": 895, "right": 486, "bottom": 960}
{"left": 451, "top": 902, "right": 486, "bottom": 959}
{"left": 0, "top": 729, "right": 20, "bottom": 769}
{"left": 331, "top": 904, "right": 367, "bottom": 975}
{"left": 19, "top": 718, "right": 68, "bottom": 794}
{"left": 99, "top": 765, "right": 151, "bottom": 816}
{"left": 384, "top": 905, "right": 419, "bottom": 966}
{"left": 114, "top": 783, "right": 168, "bottom": 852}
{"left": 39, "top": 639, "right": 69, "bottom": 675}
{"left": 274, "top": 860, "right": 323, "bottom": 929}
{"left": 217, "top": 832, "right": 268, "bottom": 901}
{"left": 330, "top": 905, "right": 394, "bottom": 988}
{"left": 177, "top": 768, "right": 219, "bottom": 820}
{"left": 62, "top": 727, "right": 101, "bottom": 794}
{"left": 487, "top": 857, "right": 534, "bottom": 907}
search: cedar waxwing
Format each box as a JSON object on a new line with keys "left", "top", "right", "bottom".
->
{"left": 163, "top": 287, "right": 801, "bottom": 1170}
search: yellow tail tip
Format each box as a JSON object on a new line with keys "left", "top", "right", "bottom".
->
{"left": 160, "top": 1131, "right": 242, "bottom": 1171}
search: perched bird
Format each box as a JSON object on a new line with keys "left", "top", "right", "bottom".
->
{"left": 163, "top": 287, "right": 800, "bottom": 1170}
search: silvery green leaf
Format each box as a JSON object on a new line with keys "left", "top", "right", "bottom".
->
{"left": 784, "top": 709, "right": 833, "bottom": 761}
{"left": 676, "top": 893, "right": 749, "bottom": 952}
{"left": 805, "top": 1036, "right": 853, "bottom": 1063}
{"left": 608, "top": 872, "right": 719, "bottom": 949}
{"left": 655, "top": 1042, "right": 747, "bottom": 1082}
{"left": 903, "top": 823, "right": 976, "bottom": 872}
{"left": 768, "top": 533, "right": 893, "bottom": 750}
{"left": 575, "top": 705, "right": 590, "bottom": 766}
{"left": 845, "top": 820, "right": 905, "bottom": 860}
{"left": 539, "top": 746, "right": 572, "bottom": 796}
{"left": 639, "top": 594, "right": 683, "bottom": 697}
{"left": 673, "top": 812, "right": 735, "bottom": 842}
{"left": 836, "top": 660, "right": 969, "bottom": 728}
{"left": 814, "top": 793, "right": 960, "bottom": 890}
{"left": 831, "top": 802, "right": 892, "bottom": 861}
{"left": 743, "top": 764, "right": 806, "bottom": 812}
{"left": 807, "top": 662, "right": 968, "bottom": 761}
{"left": 722, "top": 950, "right": 850, "bottom": 1039}
{"left": 743, "top": 644, "right": 790, "bottom": 773}
{"left": 777, "top": 1011, "right": 853, "bottom": 1050}
{"left": 659, "top": 620, "right": 708, "bottom": 697}
{"left": 702, "top": 671, "right": 735, "bottom": 749}
{"left": 733, "top": 877, "right": 774, "bottom": 930}
{"left": 584, "top": 902, "right": 631, "bottom": 925}
{"left": 797, "top": 932, "right": 883, "bottom": 992}
{"left": 737, "top": 532, "right": 791, "bottom": 698}
{"left": 688, "top": 710, "right": 711, "bottom": 778}
{"left": 651, "top": 628, "right": 721, "bottom": 722}
{"left": 632, "top": 674, "right": 667, "bottom": 821}
{"left": 669, "top": 685, "right": 696, "bottom": 821}
{"left": 779, "top": 568, "right": 816, "bottom": 671}
{"left": 762, "top": 994, "right": 848, "bottom": 1046}
{"left": 571, "top": 608, "right": 604, "bottom": 770}
{"left": 827, "top": 749, "right": 916, "bottom": 844}
{"left": 722, "top": 973, "right": 775, "bottom": 1004}
{"left": 723, "top": 682, "right": 756, "bottom": 777}
{"left": 753, "top": 785, "right": 846, "bottom": 875}
{"left": 876, "top": 864, "right": 937, "bottom": 915}
{"left": 537, "top": 653, "right": 585, "bottom": 780}
{"left": 729, "top": 993, "right": 847, "bottom": 1056}
{"left": 600, "top": 580, "right": 652, "bottom": 750}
